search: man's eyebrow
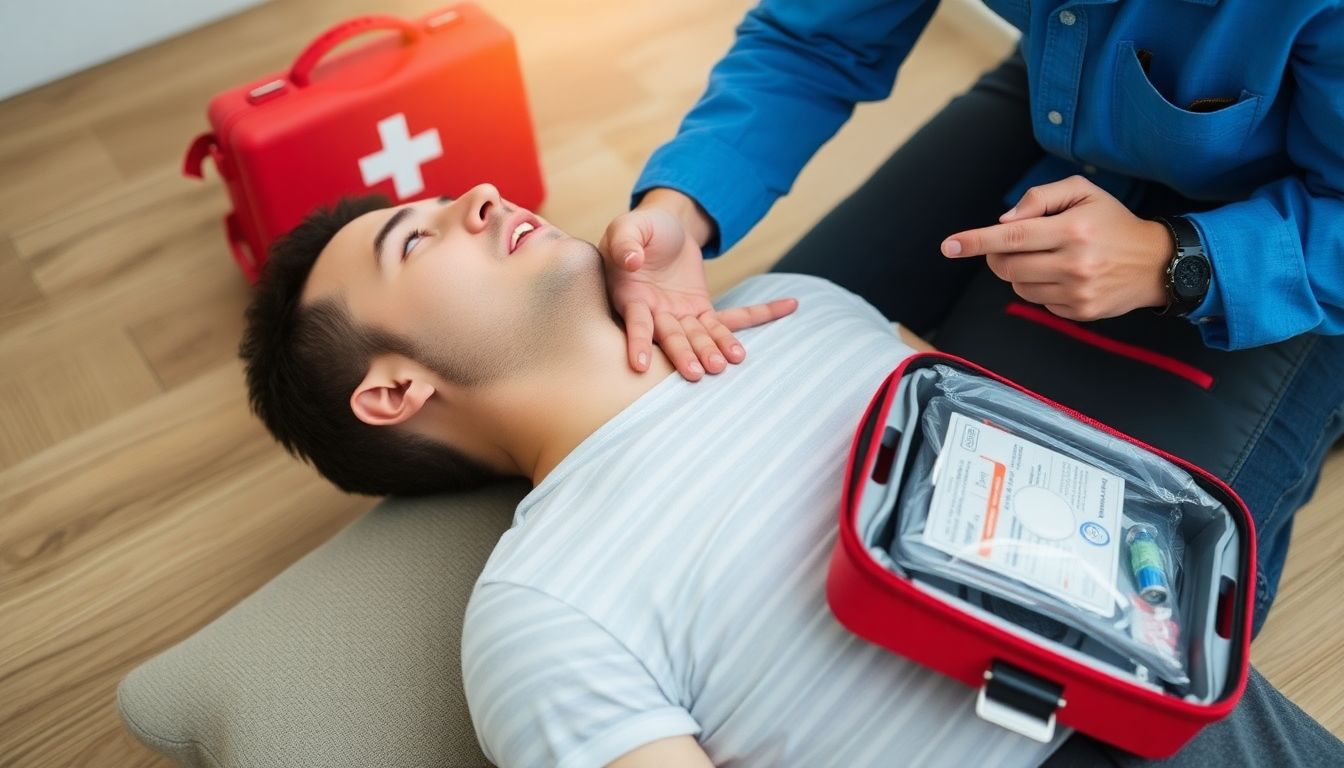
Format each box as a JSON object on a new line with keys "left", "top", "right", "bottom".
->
{"left": 373, "top": 207, "right": 413, "bottom": 267}
{"left": 437, "top": 195, "right": 454, "bottom": 203}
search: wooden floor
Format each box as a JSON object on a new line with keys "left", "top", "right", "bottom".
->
{"left": 1, "top": 1, "right": 1340, "bottom": 766}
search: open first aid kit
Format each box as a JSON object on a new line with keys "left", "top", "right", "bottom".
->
{"left": 827, "top": 352, "right": 1255, "bottom": 758}
{"left": 184, "top": 4, "right": 545, "bottom": 282}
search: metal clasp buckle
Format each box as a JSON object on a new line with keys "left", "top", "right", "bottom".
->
{"left": 974, "top": 662, "right": 1066, "bottom": 743}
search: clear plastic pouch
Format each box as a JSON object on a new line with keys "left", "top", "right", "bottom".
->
{"left": 887, "top": 366, "right": 1227, "bottom": 688}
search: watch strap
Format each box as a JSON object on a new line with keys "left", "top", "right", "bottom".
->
{"left": 1154, "top": 215, "right": 1206, "bottom": 317}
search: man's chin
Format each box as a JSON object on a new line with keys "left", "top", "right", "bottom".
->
{"left": 532, "top": 237, "right": 605, "bottom": 310}
{"left": 563, "top": 237, "right": 605, "bottom": 281}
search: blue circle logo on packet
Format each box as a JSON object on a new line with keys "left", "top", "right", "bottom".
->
{"left": 1079, "top": 521, "right": 1109, "bottom": 546}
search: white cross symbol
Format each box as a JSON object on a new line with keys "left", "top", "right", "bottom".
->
{"left": 357, "top": 113, "right": 443, "bottom": 199}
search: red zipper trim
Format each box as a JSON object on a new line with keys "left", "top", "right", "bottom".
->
{"left": 1005, "top": 302, "right": 1214, "bottom": 390}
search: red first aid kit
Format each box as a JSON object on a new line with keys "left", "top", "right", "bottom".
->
{"left": 184, "top": 4, "right": 545, "bottom": 282}
{"left": 828, "top": 352, "right": 1255, "bottom": 758}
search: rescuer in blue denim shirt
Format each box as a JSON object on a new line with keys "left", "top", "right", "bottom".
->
{"left": 594, "top": 1, "right": 1344, "bottom": 641}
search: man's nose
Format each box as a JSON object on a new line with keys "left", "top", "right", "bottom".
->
{"left": 455, "top": 183, "right": 503, "bottom": 235}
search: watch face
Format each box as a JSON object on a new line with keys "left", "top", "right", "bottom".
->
{"left": 1173, "top": 256, "right": 1210, "bottom": 300}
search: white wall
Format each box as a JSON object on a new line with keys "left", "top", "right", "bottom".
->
{"left": 0, "top": 0, "right": 267, "bottom": 101}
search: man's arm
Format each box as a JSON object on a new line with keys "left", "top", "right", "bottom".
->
{"left": 462, "top": 583, "right": 702, "bottom": 767}
{"left": 1182, "top": 6, "right": 1344, "bottom": 349}
{"left": 607, "top": 736, "right": 717, "bottom": 768}
{"left": 633, "top": 0, "right": 939, "bottom": 257}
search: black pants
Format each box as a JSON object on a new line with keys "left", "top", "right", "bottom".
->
{"left": 772, "top": 53, "right": 1344, "bottom": 765}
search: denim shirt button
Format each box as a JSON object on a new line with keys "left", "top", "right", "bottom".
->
{"left": 1083, "top": 164, "right": 1097, "bottom": 174}
{"left": 1047, "top": 110, "right": 1064, "bottom": 125}
{"left": 1059, "top": 10, "right": 1077, "bottom": 26}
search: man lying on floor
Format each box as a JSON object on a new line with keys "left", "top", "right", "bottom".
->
{"left": 239, "top": 185, "right": 1344, "bottom": 768}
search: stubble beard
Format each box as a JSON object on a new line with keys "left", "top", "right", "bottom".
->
{"left": 421, "top": 235, "right": 608, "bottom": 388}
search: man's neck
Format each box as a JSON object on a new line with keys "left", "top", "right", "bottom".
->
{"left": 482, "top": 320, "right": 678, "bottom": 486}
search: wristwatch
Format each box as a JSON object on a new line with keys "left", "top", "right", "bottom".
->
{"left": 1154, "top": 215, "right": 1211, "bottom": 317}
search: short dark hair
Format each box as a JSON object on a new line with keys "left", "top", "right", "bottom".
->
{"left": 239, "top": 195, "right": 505, "bottom": 497}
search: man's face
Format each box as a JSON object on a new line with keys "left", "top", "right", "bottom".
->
{"left": 303, "top": 183, "right": 604, "bottom": 385}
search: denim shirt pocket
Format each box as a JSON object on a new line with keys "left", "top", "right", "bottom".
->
{"left": 1111, "top": 40, "right": 1262, "bottom": 187}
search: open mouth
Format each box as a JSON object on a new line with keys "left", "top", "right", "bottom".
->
{"left": 509, "top": 221, "right": 537, "bottom": 253}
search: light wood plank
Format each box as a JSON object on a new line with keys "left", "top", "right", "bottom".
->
{"left": 0, "top": 235, "right": 45, "bottom": 330}
{"left": 0, "top": 126, "right": 122, "bottom": 233}
{"left": 0, "top": 328, "right": 161, "bottom": 469}
{"left": 0, "top": 210, "right": 235, "bottom": 380}
{"left": 10, "top": 168, "right": 224, "bottom": 300}
{"left": 1250, "top": 447, "right": 1344, "bottom": 727}
{"left": 126, "top": 272, "right": 252, "bottom": 391}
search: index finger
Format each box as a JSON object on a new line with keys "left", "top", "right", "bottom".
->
{"left": 942, "top": 219, "right": 1062, "bottom": 258}
{"left": 715, "top": 298, "right": 799, "bottom": 332}
{"left": 621, "top": 300, "right": 655, "bottom": 372}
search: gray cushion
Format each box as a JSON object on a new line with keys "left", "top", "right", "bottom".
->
{"left": 117, "top": 482, "right": 528, "bottom": 767}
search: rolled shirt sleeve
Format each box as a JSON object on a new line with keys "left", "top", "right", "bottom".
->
{"left": 1167, "top": 7, "right": 1344, "bottom": 350}
{"left": 632, "top": 0, "right": 938, "bottom": 257}
{"left": 462, "top": 581, "right": 700, "bottom": 768}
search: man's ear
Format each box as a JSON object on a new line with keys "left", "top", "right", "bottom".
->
{"left": 350, "top": 357, "right": 438, "bottom": 427}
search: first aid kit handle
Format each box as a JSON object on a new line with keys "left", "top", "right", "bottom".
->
{"left": 290, "top": 15, "right": 424, "bottom": 88}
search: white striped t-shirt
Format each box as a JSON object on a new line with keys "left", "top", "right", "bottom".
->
{"left": 462, "top": 274, "right": 1066, "bottom": 768}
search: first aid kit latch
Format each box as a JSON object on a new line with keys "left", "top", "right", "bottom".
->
{"left": 974, "top": 661, "right": 1066, "bottom": 743}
